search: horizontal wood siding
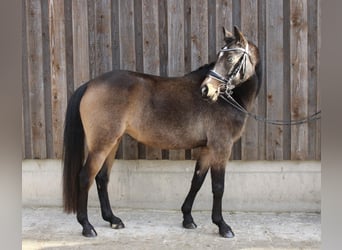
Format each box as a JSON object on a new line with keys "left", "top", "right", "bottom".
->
{"left": 22, "top": 0, "right": 321, "bottom": 161}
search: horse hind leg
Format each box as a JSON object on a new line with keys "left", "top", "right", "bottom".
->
{"left": 77, "top": 140, "right": 121, "bottom": 237}
{"left": 77, "top": 150, "right": 108, "bottom": 237}
{"left": 95, "top": 142, "right": 124, "bottom": 229}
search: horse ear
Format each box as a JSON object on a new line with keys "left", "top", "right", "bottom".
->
{"left": 222, "top": 27, "right": 234, "bottom": 44}
{"left": 233, "top": 26, "right": 248, "bottom": 46}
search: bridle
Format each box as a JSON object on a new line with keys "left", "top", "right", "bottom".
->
{"left": 207, "top": 43, "right": 250, "bottom": 96}
{"left": 207, "top": 43, "right": 322, "bottom": 125}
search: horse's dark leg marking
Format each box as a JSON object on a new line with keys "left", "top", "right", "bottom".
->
{"left": 77, "top": 152, "right": 108, "bottom": 237}
{"left": 76, "top": 156, "right": 97, "bottom": 237}
{"left": 211, "top": 167, "right": 234, "bottom": 238}
{"left": 181, "top": 161, "right": 209, "bottom": 229}
{"left": 95, "top": 163, "right": 124, "bottom": 229}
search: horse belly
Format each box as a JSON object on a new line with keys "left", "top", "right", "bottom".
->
{"left": 127, "top": 122, "right": 206, "bottom": 150}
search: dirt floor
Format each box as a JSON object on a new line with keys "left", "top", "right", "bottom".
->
{"left": 22, "top": 207, "right": 320, "bottom": 250}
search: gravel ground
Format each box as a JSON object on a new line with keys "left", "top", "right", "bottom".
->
{"left": 22, "top": 207, "right": 320, "bottom": 250}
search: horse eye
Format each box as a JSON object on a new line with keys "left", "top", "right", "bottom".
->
{"left": 227, "top": 57, "right": 233, "bottom": 63}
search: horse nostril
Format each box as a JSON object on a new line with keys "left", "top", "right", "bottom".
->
{"left": 201, "top": 85, "right": 209, "bottom": 97}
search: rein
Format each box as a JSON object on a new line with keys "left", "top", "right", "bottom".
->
{"left": 208, "top": 44, "right": 321, "bottom": 125}
{"left": 219, "top": 93, "right": 321, "bottom": 125}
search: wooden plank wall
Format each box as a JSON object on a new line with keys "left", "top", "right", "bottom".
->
{"left": 22, "top": 0, "right": 321, "bottom": 161}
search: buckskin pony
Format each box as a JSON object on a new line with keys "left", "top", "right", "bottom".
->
{"left": 63, "top": 26, "right": 261, "bottom": 238}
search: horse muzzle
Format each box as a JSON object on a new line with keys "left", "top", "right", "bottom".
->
{"left": 200, "top": 77, "right": 220, "bottom": 102}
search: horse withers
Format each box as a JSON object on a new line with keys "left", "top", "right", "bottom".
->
{"left": 63, "top": 26, "right": 261, "bottom": 238}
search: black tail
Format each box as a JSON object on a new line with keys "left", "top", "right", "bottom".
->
{"left": 62, "top": 83, "right": 88, "bottom": 213}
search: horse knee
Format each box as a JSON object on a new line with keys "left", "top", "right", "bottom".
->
{"left": 212, "top": 182, "right": 224, "bottom": 197}
{"left": 211, "top": 167, "right": 225, "bottom": 197}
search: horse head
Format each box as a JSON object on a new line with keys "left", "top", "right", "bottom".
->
{"left": 201, "top": 26, "right": 259, "bottom": 102}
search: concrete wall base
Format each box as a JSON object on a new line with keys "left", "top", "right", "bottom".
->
{"left": 22, "top": 160, "right": 321, "bottom": 212}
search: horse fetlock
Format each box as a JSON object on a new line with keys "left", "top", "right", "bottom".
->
{"left": 182, "top": 215, "right": 197, "bottom": 229}
{"left": 181, "top": 203, "right": 191, "bottom": 215}
{"left": 182, "top": 213, "right": 197, "bottom": 229}
{"left": 77, "top": 213, "right": 98, "bottom": 237}
{"left": 101, "top": 212, "right": 114, "bottom": 222}
{"left": 212, "top": 215, "right": 223, "bottom": 226}
{"left": 76, "top": 213, "right": 88, "bottom": 224}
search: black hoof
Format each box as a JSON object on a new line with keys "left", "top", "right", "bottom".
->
{"left": 111, "top": 221, "right": 125, "bottom": 229}
{"left": 219, "top": 226, "right": 234, "bottom": 238}
{"left": 82, "top": 227, "right": 97, "bottom": 237}
{"left": 220, "top": 229, "right": 234, "bottom": 238}
{"left": 183, "top": 221, "right": 197, "bottom": 229}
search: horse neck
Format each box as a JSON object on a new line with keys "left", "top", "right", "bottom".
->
{"left": 185, "top": 63, "right": 215, "bottom": 83}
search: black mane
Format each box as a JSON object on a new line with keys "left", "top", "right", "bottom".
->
{"left": 186, "top": 62, "right": 215, "bottom": 76}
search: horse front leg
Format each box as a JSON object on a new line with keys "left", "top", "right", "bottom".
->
{"left": 211, "top": 166, "right": 234, "bottom": 238}
{"left": 181, "top": 161, "right": 209, "bottom": 229}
